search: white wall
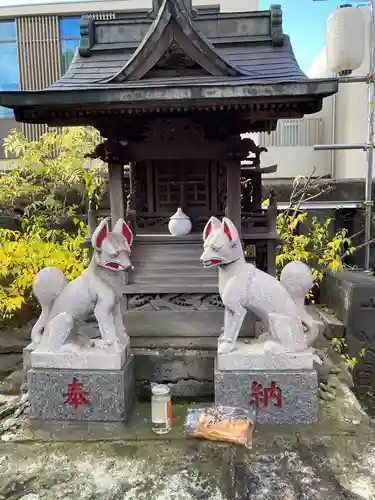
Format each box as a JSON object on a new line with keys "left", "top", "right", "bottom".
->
{"left": 334, "top": 9, "right": 371, "bottom": 180}
{"left": 263, "top": 7, "right": 371, "bottom": 182}
{"left": 298, "top": 7, "right": 370, "bottom": 181}
{"left": 262, "top": 146, "right": 331, "bottom": 180}
{"left": 259, "top": 115, "right": 331, "bottom": 180}
{"left": 220, "top": 0, "right": 258, "bottom": 12}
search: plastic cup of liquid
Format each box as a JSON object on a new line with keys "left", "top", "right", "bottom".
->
{"left": 151, "top": 383, "right": 172, "bottom": 435}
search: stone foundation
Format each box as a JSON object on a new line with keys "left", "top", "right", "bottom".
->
{"left": 321, "top": 270, "right": 375, "bottom": 392}
{"left": 134, "top": 348, "right": 214, "bottom": 399}
{"left": 28, "top": 355, "right": 135, "bottom": 422}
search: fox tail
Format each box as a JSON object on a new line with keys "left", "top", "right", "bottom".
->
{"left": 31, "top": 267, "right": 68, "bottom": 346}
{"left": 280, "top": 261, "right": 319, "bottom": 346}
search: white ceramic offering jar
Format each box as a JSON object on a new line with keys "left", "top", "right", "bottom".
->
{"left": 168, "top": 207, "right": 192, "bottom": 236}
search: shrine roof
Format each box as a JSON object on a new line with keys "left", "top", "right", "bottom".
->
{"left": 0, "top": 1, "right": 338, "bottom": 124}
{"left": 52, "top": 30, "right": 306, "bottom": 89}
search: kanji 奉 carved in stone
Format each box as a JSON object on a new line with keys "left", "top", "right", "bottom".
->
{"left": 30, "top": 217, "right": 134, "bottom": 357}
{"left": 200, "top": 216, "right": 319, "bottom": 358}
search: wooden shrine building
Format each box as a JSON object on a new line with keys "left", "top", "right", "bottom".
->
{"left": 0, "top": 0, "right": 338, "bottom": 342}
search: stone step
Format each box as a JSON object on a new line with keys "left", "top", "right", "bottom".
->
{"left": 316, "top": 306, "right": 345, "bottom": 340}
{"left": 131, "top": 266, "right": 212, "bottom": 277}
{"left": 132, "top": 257, "right": 204, "bottom": 266}
{"left": 133, "top": 243, "right": 203, "bottom": 252}
{"left": 80, "top": 313, "right": 259, "bottom": 340}
{"left": 132, "top": 268, "right": 215, "bottom": 279}
{"left": 130, "top": 275, "right": 217, "bottom": 285}
{"left": 131, "top": 261, "right": 211, "bottom": 270}
{"left": 123, "top": 283, "right": 218, "bottom": 293}
{"left": 132, "top": 246, "right": 204, "bottom": 263}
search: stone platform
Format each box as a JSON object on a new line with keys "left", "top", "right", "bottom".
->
{"left": 215, "top": 365, "right": 318, "bottom": 424}
{"left": 0, "top": 371, "right": 374, "bottom": 500}
{"left": 217, "top": 340, "right": 314, "bottom": 371}
{"left": 28, "top": 355, "right": 134, "bottom": 422}
{"left": 28, "top": 338, "right": 129, "bottom": 371}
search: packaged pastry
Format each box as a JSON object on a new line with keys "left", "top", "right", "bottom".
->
{"left": 185, "top": 405, "right": 255, "bottom": 448}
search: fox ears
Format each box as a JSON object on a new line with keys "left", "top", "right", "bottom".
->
{"left": 92, "top": 217, "right": 133, "bottom": 250}
{"left": 113, "top": 218, "right": 133, "bottom": 247}
{"left": 203, "top": 216, "right": 221, "bottom": 241}
{"left": 202, "top": 216, "right": 239, "bottom": 243}
{"left": 222, "top": 217, "right": 239, "bottom": 243}
{"left": 92, "top": 218, "right": 110, "bottom": 250}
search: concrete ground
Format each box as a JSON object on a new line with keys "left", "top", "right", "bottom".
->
{"left": 0, "top": 377, "right": 374, "bottom": 500}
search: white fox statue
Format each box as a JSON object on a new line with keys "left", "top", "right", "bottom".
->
{"left": 31, "top": 217, "right": 133, "bottom": 353}
{"left": 200, "top": 216, "right": 319, "bottom": 355}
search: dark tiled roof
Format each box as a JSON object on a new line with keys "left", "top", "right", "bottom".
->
{"left": 51, "top": 36, "right": 307, "bottom": 89}
{"left": 0, "top": 0, "right": 338, "bottom": 122}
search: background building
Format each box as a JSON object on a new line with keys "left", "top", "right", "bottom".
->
{"left": 0, "top": 0, "right": 258, "bottom": 165}
{"left": 260, "top": 7, "right": 372, "bottom": 185}
{"left": 0, "top": 1, "right": 372, "bottom": 187}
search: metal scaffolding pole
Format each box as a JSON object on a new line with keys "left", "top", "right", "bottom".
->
{"left": 313, "top": 1, "right": 375, "bottom": 271}
{"left": 365, "top": 0, "right": 375, "bottom": 271}
{"left": 314, "top": 143, "right": 369, "bottom": 150}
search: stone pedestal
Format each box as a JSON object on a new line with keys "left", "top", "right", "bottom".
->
{"left": 215, "top": 341, "right": 318, "bottom": 424}
{"left": 215, "top": 366, "right": 318, "bottom": 424}
{"left": 217, "top": 340, "right": 314, "bottom": 371}
{"left": 29, "top": 340, "right": 129, "bottom": 370}
{"left": 28, "top": 355, "right": 135, "bottom": 422}
{"left": 27, "top": 340, "right": 134, "bottom": 423}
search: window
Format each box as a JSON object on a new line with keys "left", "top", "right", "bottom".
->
{"left": 258, "top": 119, "right": 324, "bottom": 147}
{"left": 0, "top": 20, "right": 19, "bottom": 119}
{"left": 281, "top": 121, "right": 301, "bottom": 147}
{"left": 60, "top": 17, "right": 80, "bottom": 75}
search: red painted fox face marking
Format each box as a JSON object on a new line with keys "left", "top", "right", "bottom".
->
{"left": 92, "top": 218, "right": 134, "bottom": 272}
{"left": 200, "top": 217, "right": 241, "bottom": 268}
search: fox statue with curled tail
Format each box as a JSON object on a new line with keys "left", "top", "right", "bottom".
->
{"left": 200, "top": 216, "right": 319, "bottom": 355}
{"left": 31, "top": 217, "right": 133, "bottom": 353}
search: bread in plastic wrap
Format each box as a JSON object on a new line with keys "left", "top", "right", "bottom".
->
{"left": 185, "top": 405, "right": 255, "bottom": 447}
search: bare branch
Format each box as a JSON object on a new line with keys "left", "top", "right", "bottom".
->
{"left": 349, "top": 229, "right": 364, "bottom": 241}
{"left": 345, "top": 238, "right": 375, "bottom": 255}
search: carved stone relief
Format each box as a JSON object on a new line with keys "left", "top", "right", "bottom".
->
{"left": 127, "top": 294, "right": 224, "bottom": 311}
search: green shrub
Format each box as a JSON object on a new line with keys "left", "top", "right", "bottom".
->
{"left": 0, "top": 217, "right": 88, "bottom": 320}
{"left": 276, "top": 211, "right": 355, "bottom": 284}
{"left": 1, "top": 127, "right": 106, "bottom": 222}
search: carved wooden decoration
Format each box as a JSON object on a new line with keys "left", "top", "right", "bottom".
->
{"left": 136, "top": 214, "right": 219, "bottom": 233}
{"left": 142, "top": 118, "right": 205, "bottom": 144}
{"left": 128, "top": 294, "right": 224, "bottom": 311}
{"left": 217, "top": 163, "right": 227, "bottom": 213}
{"left": 153, "top": 159, "right": 210, "bottom": 214}
{"left": 86, "top": 139, "right": 129, "bottom": 164}
{"left": 112, "top": 0, "right": 238, "bottom": 82}
{"left": 145, "top": 41, "right": 209, "bottom": 78}
{"left": 225, "top": 136, "right": 268, "bottom": 166}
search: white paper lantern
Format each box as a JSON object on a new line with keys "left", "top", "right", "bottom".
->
{"left": 326, "top": 5, "right": 366, "bottom": 75}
